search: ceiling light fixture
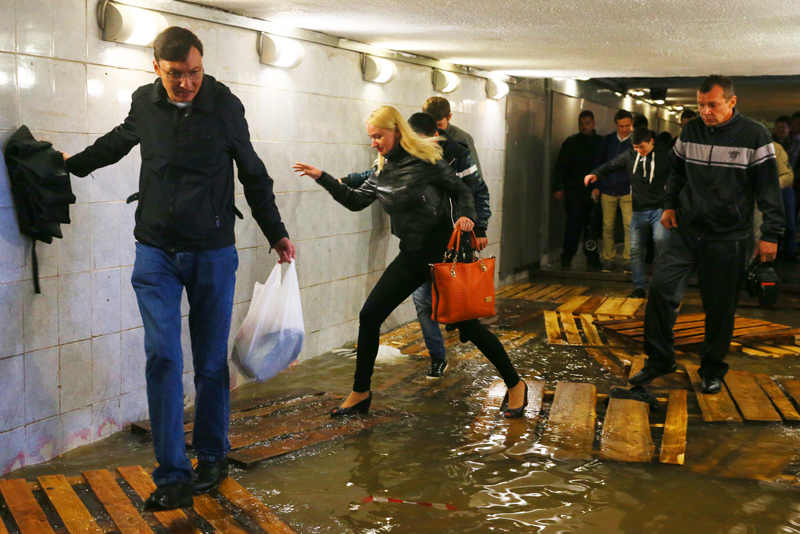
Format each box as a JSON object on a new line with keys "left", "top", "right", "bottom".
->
{"left": 635, "top": 99, "right": 643, "bottom": 104}
{"left": 486, "top": 79, "right": 509, "bottom": 100}
{"left": 654, "top": 99, "right": 665, "bottom": 105}
{"left": 576, "top": 77, "right": 590, "bottom": 81}
{"left": 362, "top": 55, "right": 398, "bottom": 84}
{"left": 98, "top": 1, "right": 168, "bottom": 46}
{"left": 614, "top": 92, "right": 622, "bottom": 97}
{"left": 675, "top": 106, "right": 684, "bottom": 110}
{"left": 433, "top": 69, "right": 460, "bottom": 93}
{"left": 258, "top": 33, "right": 305, "bottom": 68}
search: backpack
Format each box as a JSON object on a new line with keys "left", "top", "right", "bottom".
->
{"left": 3, "top": 125, "right": 76, "bottom": 293}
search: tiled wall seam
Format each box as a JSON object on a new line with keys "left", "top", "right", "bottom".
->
{"left": 0, "top": 0, "right": 507, "bottom": 474}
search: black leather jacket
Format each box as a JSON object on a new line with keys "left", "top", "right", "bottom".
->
{"left": 316, "top": 146, "right": 477, "bottom": 251}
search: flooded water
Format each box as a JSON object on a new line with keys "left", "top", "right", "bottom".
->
{"left": 7, "top": 276, "right": 800, "bottom": 533}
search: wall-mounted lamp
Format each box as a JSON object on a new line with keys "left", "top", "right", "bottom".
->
{"left": 486, "top": 79, "right": 509, "bottom": 100}
{"left": 433, "top": 69, "right": 460, "bottom": 93}
{"left": 97, "top": 1, "right": 168, "bottom": 47}
{"left": 258, "top": 33, "right": 305, "bottom": 68}
{"left": 362, "top": 56, "right": 397, "bottom": 83}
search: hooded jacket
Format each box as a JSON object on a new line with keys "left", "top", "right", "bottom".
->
{"left": 342, "top": 133, "right": 491, "bottom": 235}
{"left": 667, "top": 111, "right": 784, "bottom": 242}
{"left": 591, "top": 145, "right": 670, "bottom": 212}
{"left": 594, "top": 132, "right": 633, "bottom": 196}
{"left": 317, "top": 145, "right": 476, "bottom": 252}
{"left": 65, "top": 74, "right": 288, "bottom": 252}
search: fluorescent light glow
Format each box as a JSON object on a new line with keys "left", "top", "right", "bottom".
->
{"left": 486, "top": 79, "right": 509, "bottom": 100}
{"left": 362, "top": 56, "right": 397, "bottom": 84}
{"left": 635, "top": 99, "right": 643, "bottom": 104}
{"left": 102, "top": 3, "right": 167, "bottom": 47}
{"left": 654, "top": 99, "right": 665, "bottom": 105}
{"left": 433, "top": 70, "right": 460, "bottom": 93}
{"left": 259, "top": 34, "right": 305, "bottom": 68}
{"left": 614, "top": 92, "right": 622, "bottom": 97}
{"left": 576, "top": 77, "right": 590, "bottom": 81}
{"left": 675, "top": 106, "right": 683, "bottom": 110}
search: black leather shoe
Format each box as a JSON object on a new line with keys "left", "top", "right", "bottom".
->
{"left": 628, "top": 364, "right": 678, "bottom": 386}
{"left": 192, "top": 459, "right": 229, "bottom": 495}
{"left": 143, "top": 483, "right": 193, "bottom": 511}
{"left": 701, "top": 377, "right": 722, "bottom": 394}
{"left": 331, "top": 392, "right": 372, "bottom": 417}
{"left": 502, "top": 381, "right": 528, "bottom": 419}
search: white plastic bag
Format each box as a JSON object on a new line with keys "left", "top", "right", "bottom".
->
{"left": 232, "top": 260, "right": 305, "bottom": 382}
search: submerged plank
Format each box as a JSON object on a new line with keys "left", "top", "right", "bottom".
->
{"left": 560, "top": 312, "right": 582, "bottom": 345}
{"left": 544, "top": 382, "right": 597, "bottom": 456}
{"left": 217, "top": 478, "right": 296, "bottom": 534}
{"left": 586, "top": 349, "right": 626, "bottom": 379}
{"left": 38, "top": 475, "right": 101, "bottom": 534}
{"left": 82, "top": 470, "right": 153, "bottom": 534}
{"left": 660, "top": 390, "right": 688, "bottom": 465}
{"left": 680, "top": 362, "right": 743, "bottom": 422}
{"left": 193, "top": 495, "right": 249, "bottom": 534}
{"left": 752, "top": 374, "right": 800, "bottom": 422}
{"left": 117, "top": 466, "right": 200, "bottom": 534}
{"left": 599, "top": 398, "right": 654, "bottom": 463}
{"left": 724, "top": 371, "right": 782, "bottom": 422}
{"left": 0, "top": 479, "right": 56, "bottom": 534}
{"left": 579, "top": 314, "right": 604, "bottom": 346}
{"left": 544, "top": 311, "right": 563, "bottom": 345}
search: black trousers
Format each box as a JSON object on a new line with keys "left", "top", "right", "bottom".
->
{"left": 644, "top": 230, "right": 748, "bottom": 380}
{"left": 353, "top": 250, "right": 521, "bottom": 392}
{"left": 562, "top": 198, "right": 600, "bottom": 261}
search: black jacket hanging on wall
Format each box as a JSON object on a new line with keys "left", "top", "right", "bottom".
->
{"left": 3, "top": 125, "right": 76, "bottom": 293}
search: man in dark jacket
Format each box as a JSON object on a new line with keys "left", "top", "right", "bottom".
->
{"left": 586, "top": 128, "right": 670, "bottom": 298}
{"left": 593, "top": 110, "right": 634, "bottom": 272}
{"left": 63, "top": 28, "right": 295, "bottom": 510}
{"left": 552, "top": 110, "right": 602, "bottom": 268}
{"left": 341, "top": 112, "right": 491, "bottom": 379}
{"left": 630, "top": 75, "right": 783, "bottom": 394}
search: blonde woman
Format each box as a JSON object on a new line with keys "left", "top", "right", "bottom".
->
{"left": 293, "top": 105, "right": 528, "bottom": 418}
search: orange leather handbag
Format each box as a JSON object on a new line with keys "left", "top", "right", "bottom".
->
{"left": 430, "top": 229, "right": 496, "bottom": 324}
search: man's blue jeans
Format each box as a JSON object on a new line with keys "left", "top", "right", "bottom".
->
{"left": 131, "top": 242, "right": 238, "bottom": 487}
{"left": 630, "top": 209, "right": 668, "bottom": 290}
{"left": 412, "top": 282, "right": 446, "bottom": 361}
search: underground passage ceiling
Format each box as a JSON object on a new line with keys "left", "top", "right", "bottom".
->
{"left": 184, "top": 0, "right": 800, "bottom": 77}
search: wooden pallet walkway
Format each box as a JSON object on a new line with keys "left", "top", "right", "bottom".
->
{"left": 541, "top": 382, "right": 597, "bottom": 458}
{"left": 556, "top": 296, "right": 648, "bottom": 317}
{"left": 599, "top": 398, "right": 655, "bottom": 463}
{"left": 544, "top": 311, "right": 625, "bottom": 347}
{"left": 0, "top": 468, "right": 295, "bottom": 534}
{"left": 466, "top": 379, "right": 546, "bottom": 443}
{"left": 497, "top": 283, "right": 589, "bottom": 303}
{"left": 660, "top": 390, "right": 688, "bottom": 465}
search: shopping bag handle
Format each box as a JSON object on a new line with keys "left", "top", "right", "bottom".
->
{"left": 445, "top": 227, "right": 479, "bottom": 257}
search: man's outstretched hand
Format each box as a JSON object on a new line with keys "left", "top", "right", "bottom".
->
{"left": 273, "top": 237, "right": 296, "bottom": 264}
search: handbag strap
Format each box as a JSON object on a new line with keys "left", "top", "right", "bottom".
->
{"left": 445, "top": 228, "right": 479, "bottom": 256}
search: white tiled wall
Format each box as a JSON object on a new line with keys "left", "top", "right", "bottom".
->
{"left": 0, "top": 0, "right": 508, "bottom": 474}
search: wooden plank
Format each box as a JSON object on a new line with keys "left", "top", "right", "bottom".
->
{"left": 739, "top": 328, "right": 800, "bottom": 341}
{"left": 660, "top": 390, "right": 688, "bottom": 465}
{"left": 615, "top": 298, "right": 645, "bottom": 317}
{"left": 217, "top": 478, "right": 296, "bottom": 534}
{"left": 82, "top": 470, "right": 153, "bottom": 534}
{"left": 228, "top": 413, "right": 400, "bottom": 468}
{"left": 544, "top": 382, "right": 597, "bottom": 456}
{"left": 680, "top": 362, "right": 743, "bottom": 422}
{"left": 192, "top": 495, "right": 249, "bottom": 534}
{"left": 556, "top": 295, "right": 591, "bottom": 313}
{"left": 116, "top": 466, "right": 201, "bottom": 534}
{"left": 724, "top": 371, "right": 782, "bottom": 422}
{"left": 525, "top": 284, "right": 563, "bottom": 301}
{"left": 560, "top": 312, "right": 582, "bottom": 345}
{"left": 378, "top": 322, "right": 422, "bottom": 346}
{"left": 495, "top": 282, "right": 531, "bottom": 299}
{"left": 223, "top": 409, "right": 340, "bottom": 450}
{"left": 544, "top": 311, "right": 563, "bottom": 345}
{"left": 608, "top": 348, "right": 634, "bottom": 366}
{"left": 585, "top": 349, "right": 625, "bottom": 379}
{"left": 780, "top": 379, "right": 800, "bottom": 407}
{"left": 599, "top": 398, "right": 654, "bottom": 463}
{"left": 467, "top": 379, "right": 508, "bottom": 440}
{"left": 509, "top": 284, "right": 546, "bottom": 299}
{"left": 0, "top": 479, "right": 57, "bottom": 534}
{"left": 579, "top": 314, "right": 604, "bottom": 346}
{"left": 504, "top": 380, "right": 547, "bottom": 444}
{"left": 37, "top": 475, "right": 101, "bottom": 534}
{"left": 542, "top": 285, "right": 579, "bottom": 302}
{"left": 629, "top": 355, "right": 647, "bottom": 379}
{"left": 508, "top": 309, "right": 544, "bottom": 329}
{"left": 747, "top": 343, "right": 796, "bottom": 356}
{"left": 594, "top": 297, "right": 626, "bottom": 316}
{"left": 554, "top": 287, "right": 589, "bottom": 303}
{"left": 575, "top": 296, "right": 607, "bottom": 315}
{"left": 752, "top": 374, "right": 800, "bottom": 422}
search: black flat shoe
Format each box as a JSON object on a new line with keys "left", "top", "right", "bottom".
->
{"left": 502, "top": 381, "right": 528, "bottom": 419}
{"left": 331, "top": 392, "right": 372, "bottom": 417}
{"left": 701, "top": 377, "right": 722, "bottom": 394}
{"left": 628, "top": 364, "right": 678, "bottom": 386}
{"left": 143, "top": 483, "right": 193, "bottom": 511}
{"left": 192, "top": 458, "right": 229, "bottom": 495}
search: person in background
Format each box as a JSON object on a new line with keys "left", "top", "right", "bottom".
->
{"left": 656, "top": 131, "right": 673, "bottom": 147}
{"left": 551, "top": 110, "right": 603, "bottom": 269}
{"left": 585, "top": 128, "right": 670, "bottom": 298}
{"left": 341, "top": 112, "right": 492, "bottom": 379}
{"left": 592, "top": 109, "right": 634, "bottom": 273}
{"left": 633, "top": 115, "right": 649, "bottom": 130}
{"left": 294, "top": 106, "right": 528, "bottom": 419}
{"left": 631, "top": 75, "right": 783, "bottom": 395}
{"left": 680, "top": 109, "right": 697, "bottom": 128}
{"left": 773, "top": 116, "right": 800, "bottom": 261}
{"left": 62, "top": 27, "right": 295, "bottom": 510}
{"left": 422, "top": 96, "right": 483, "bottom": 179}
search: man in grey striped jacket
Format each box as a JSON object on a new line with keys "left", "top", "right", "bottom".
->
{"left": 630, "top": 75, "right": 784, "bottom": 394}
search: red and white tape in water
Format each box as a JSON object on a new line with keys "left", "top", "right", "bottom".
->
{"left": 362, "top": 496, "right": 457, "bottom": 511}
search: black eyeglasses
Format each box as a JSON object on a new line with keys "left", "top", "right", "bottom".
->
{"left": 163, "top": 68, "right": 204, "bottom": 83}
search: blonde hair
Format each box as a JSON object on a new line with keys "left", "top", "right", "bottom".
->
{"left": 366, "top": 105, "right": 442, "bottom": 170}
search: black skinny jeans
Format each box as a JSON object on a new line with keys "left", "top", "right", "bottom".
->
{"left": 353, "top": 250, "right": 521, "bottom": 392}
